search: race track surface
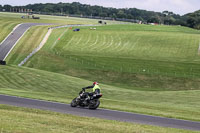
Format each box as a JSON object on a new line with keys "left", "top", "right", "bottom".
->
{"left": 0, "top": 94, "right": 200, "bottom": 131}
{"left": 0, "top": 23, "right": 52, "bottom": 61}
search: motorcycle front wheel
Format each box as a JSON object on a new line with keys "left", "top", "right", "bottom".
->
{"left": 71, "top": 98, "right": 78, "bottom": 107}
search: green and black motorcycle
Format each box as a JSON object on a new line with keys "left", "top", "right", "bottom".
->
{"left": 71, "top": 89, "right": 102, "bottom": 110}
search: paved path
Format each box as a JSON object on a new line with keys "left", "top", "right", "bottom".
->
{"left": 0, "top": 94, "right": 200, "bottom": 131}
{"left": 0, "top": 23, "right": 52, "bottom": 61}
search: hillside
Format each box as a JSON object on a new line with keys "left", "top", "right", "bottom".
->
{"left": 1, "top": 12, "right": 200, "bottom": 124}
{"left": 4, "top": 23, "right": 200, "bottom": 123}
{"left": 1, "top": 65, "right": 200, "bottom": 121}
{"left": 7, "top": 24, "right": 200, "bottom": 90}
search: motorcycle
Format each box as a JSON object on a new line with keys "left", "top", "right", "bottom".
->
{"left": 71, "top": 90, "right": 102, "bottom": 110}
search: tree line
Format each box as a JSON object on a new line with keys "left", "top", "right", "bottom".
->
{"left": 0, "top": 2, "right": 199, "bottom": 29}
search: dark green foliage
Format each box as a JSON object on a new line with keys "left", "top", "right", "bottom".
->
{"left": 184, "top": 10, "right": 200, "bottom": 29}
{"left": 2, "top": 4, "right": 12, "bottom": 12}
{"left": 2, "top": 2, "right": 200, "bottom": 29}
{"left": 0, "top": 5, "right": 2, "bottom": 11}
{"left": 2, "top": 2, "right": 179, "bottom": 24}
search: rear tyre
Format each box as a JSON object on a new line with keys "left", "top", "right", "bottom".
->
{"left": 71, "top": 98, "right": 78, "bottom": 107}
{"left": 89, "top": 100, "right": 100, "bottom": 110}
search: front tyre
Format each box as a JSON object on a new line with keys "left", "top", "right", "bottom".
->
{"left": 89, "top": 100, "right": 100, "bottom": 110}
{"left": 71, "top": 98, "right": 78, "bottom": 107}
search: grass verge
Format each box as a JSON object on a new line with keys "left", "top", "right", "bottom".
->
{"left": 0, "top": 104, "right": 198, "bottom": 133}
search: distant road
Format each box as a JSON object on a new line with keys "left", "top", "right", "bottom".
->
{"left": 0, "top": 94, "right": 200, "bottom": 131}
{"left": 0, "top": 23, "right": 97, "bottom": 61}
{"left": 0, "top": 23, "right": 52, "bottom": 61}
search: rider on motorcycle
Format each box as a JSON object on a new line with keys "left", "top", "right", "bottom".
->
{"left": 81, "top": 82, "right": 101, "bottom": 104}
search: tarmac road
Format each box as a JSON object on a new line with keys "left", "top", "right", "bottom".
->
{"left": 0, "top": 94, "right": 200, "bottom": 131}
{"left": 0, "top": 23, "right": 52, "bottom": 61}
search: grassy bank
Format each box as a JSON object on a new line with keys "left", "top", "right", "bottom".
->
{"left": 6, "top": 26, "right": 49, "bottom": 64}
{"left": 0, "top": 65, "right": 200, "bottom": 121}
{"left": 7, "top": 24, "right": 200, "bottom": 90}
{"left": 1, "top": 105, "right": 197, "bottom": 133}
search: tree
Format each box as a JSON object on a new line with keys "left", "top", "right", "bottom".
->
{"left": 127, "top": 14, "right": 133, "bottom": 19}
{"left": 4, "top": 2, "right": 199, "bottom": 29}
{"left": 162, "top": 10, "right": 169, "bottom": 16}
{"left": 3, "top": 5, "right": 12, "bottom": 12}
{"left": 99, "top": 12, "right": 107, "bottom": 17}
{"left": 164, "top": 16, "right": 175, "bottom": 25}
{"left": 112, "top": 13, "right": 117, "bottom": 19}
{"left": 117, "top": 10, "right": 126, "bottom": 18}
{"left": 147, "top": 16, "right": 161, "bottom": 23}
{"left": 0, "top": 5, "right": 2, "bottom": 11}
{"left": 186, "top": 10, "right": 200, "bottom": 28}
{"left": 43, "top": 4, "right": 54, "bottom": 13}
{"left": 187, "top": 17, "right": 197, "bottom": 28}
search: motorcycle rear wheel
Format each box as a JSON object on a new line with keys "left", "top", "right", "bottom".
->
{"left": 89, "top": 100, "right": 100, "bottom": 110}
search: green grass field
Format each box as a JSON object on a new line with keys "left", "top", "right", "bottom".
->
{"left": 1, "top": 105, "right": 197, "bottom": 133}
{"left": 4, "top": 18, "right": 200, "bottom": 121}
{"left": 1, "top": 12, "right": 200, "bottom": 132}
{"left": 1, "top": 65, "right": 200, "bottom": 122}
{"left": 7, "top": 24, "right": 200, "bottom": 90}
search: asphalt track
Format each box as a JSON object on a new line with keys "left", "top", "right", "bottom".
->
{"left": 0, "top": 95, "right": 200, "bottom": 131}
{"left": 0, "top": 23, "right": 52, "bottom": 61}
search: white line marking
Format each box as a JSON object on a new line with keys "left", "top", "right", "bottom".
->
{"left": 0, "top": 24, "right": 21, "bottom": 46}
{"left": 18, "top": 29, "right": 52, "bottom": 66}
{"left": 4, "top": 24, "right": 30, "bottom": 61}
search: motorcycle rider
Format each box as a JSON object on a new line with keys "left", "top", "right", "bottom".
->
{"left": 81, "top": 82, "right": 101, "bottom": 104}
